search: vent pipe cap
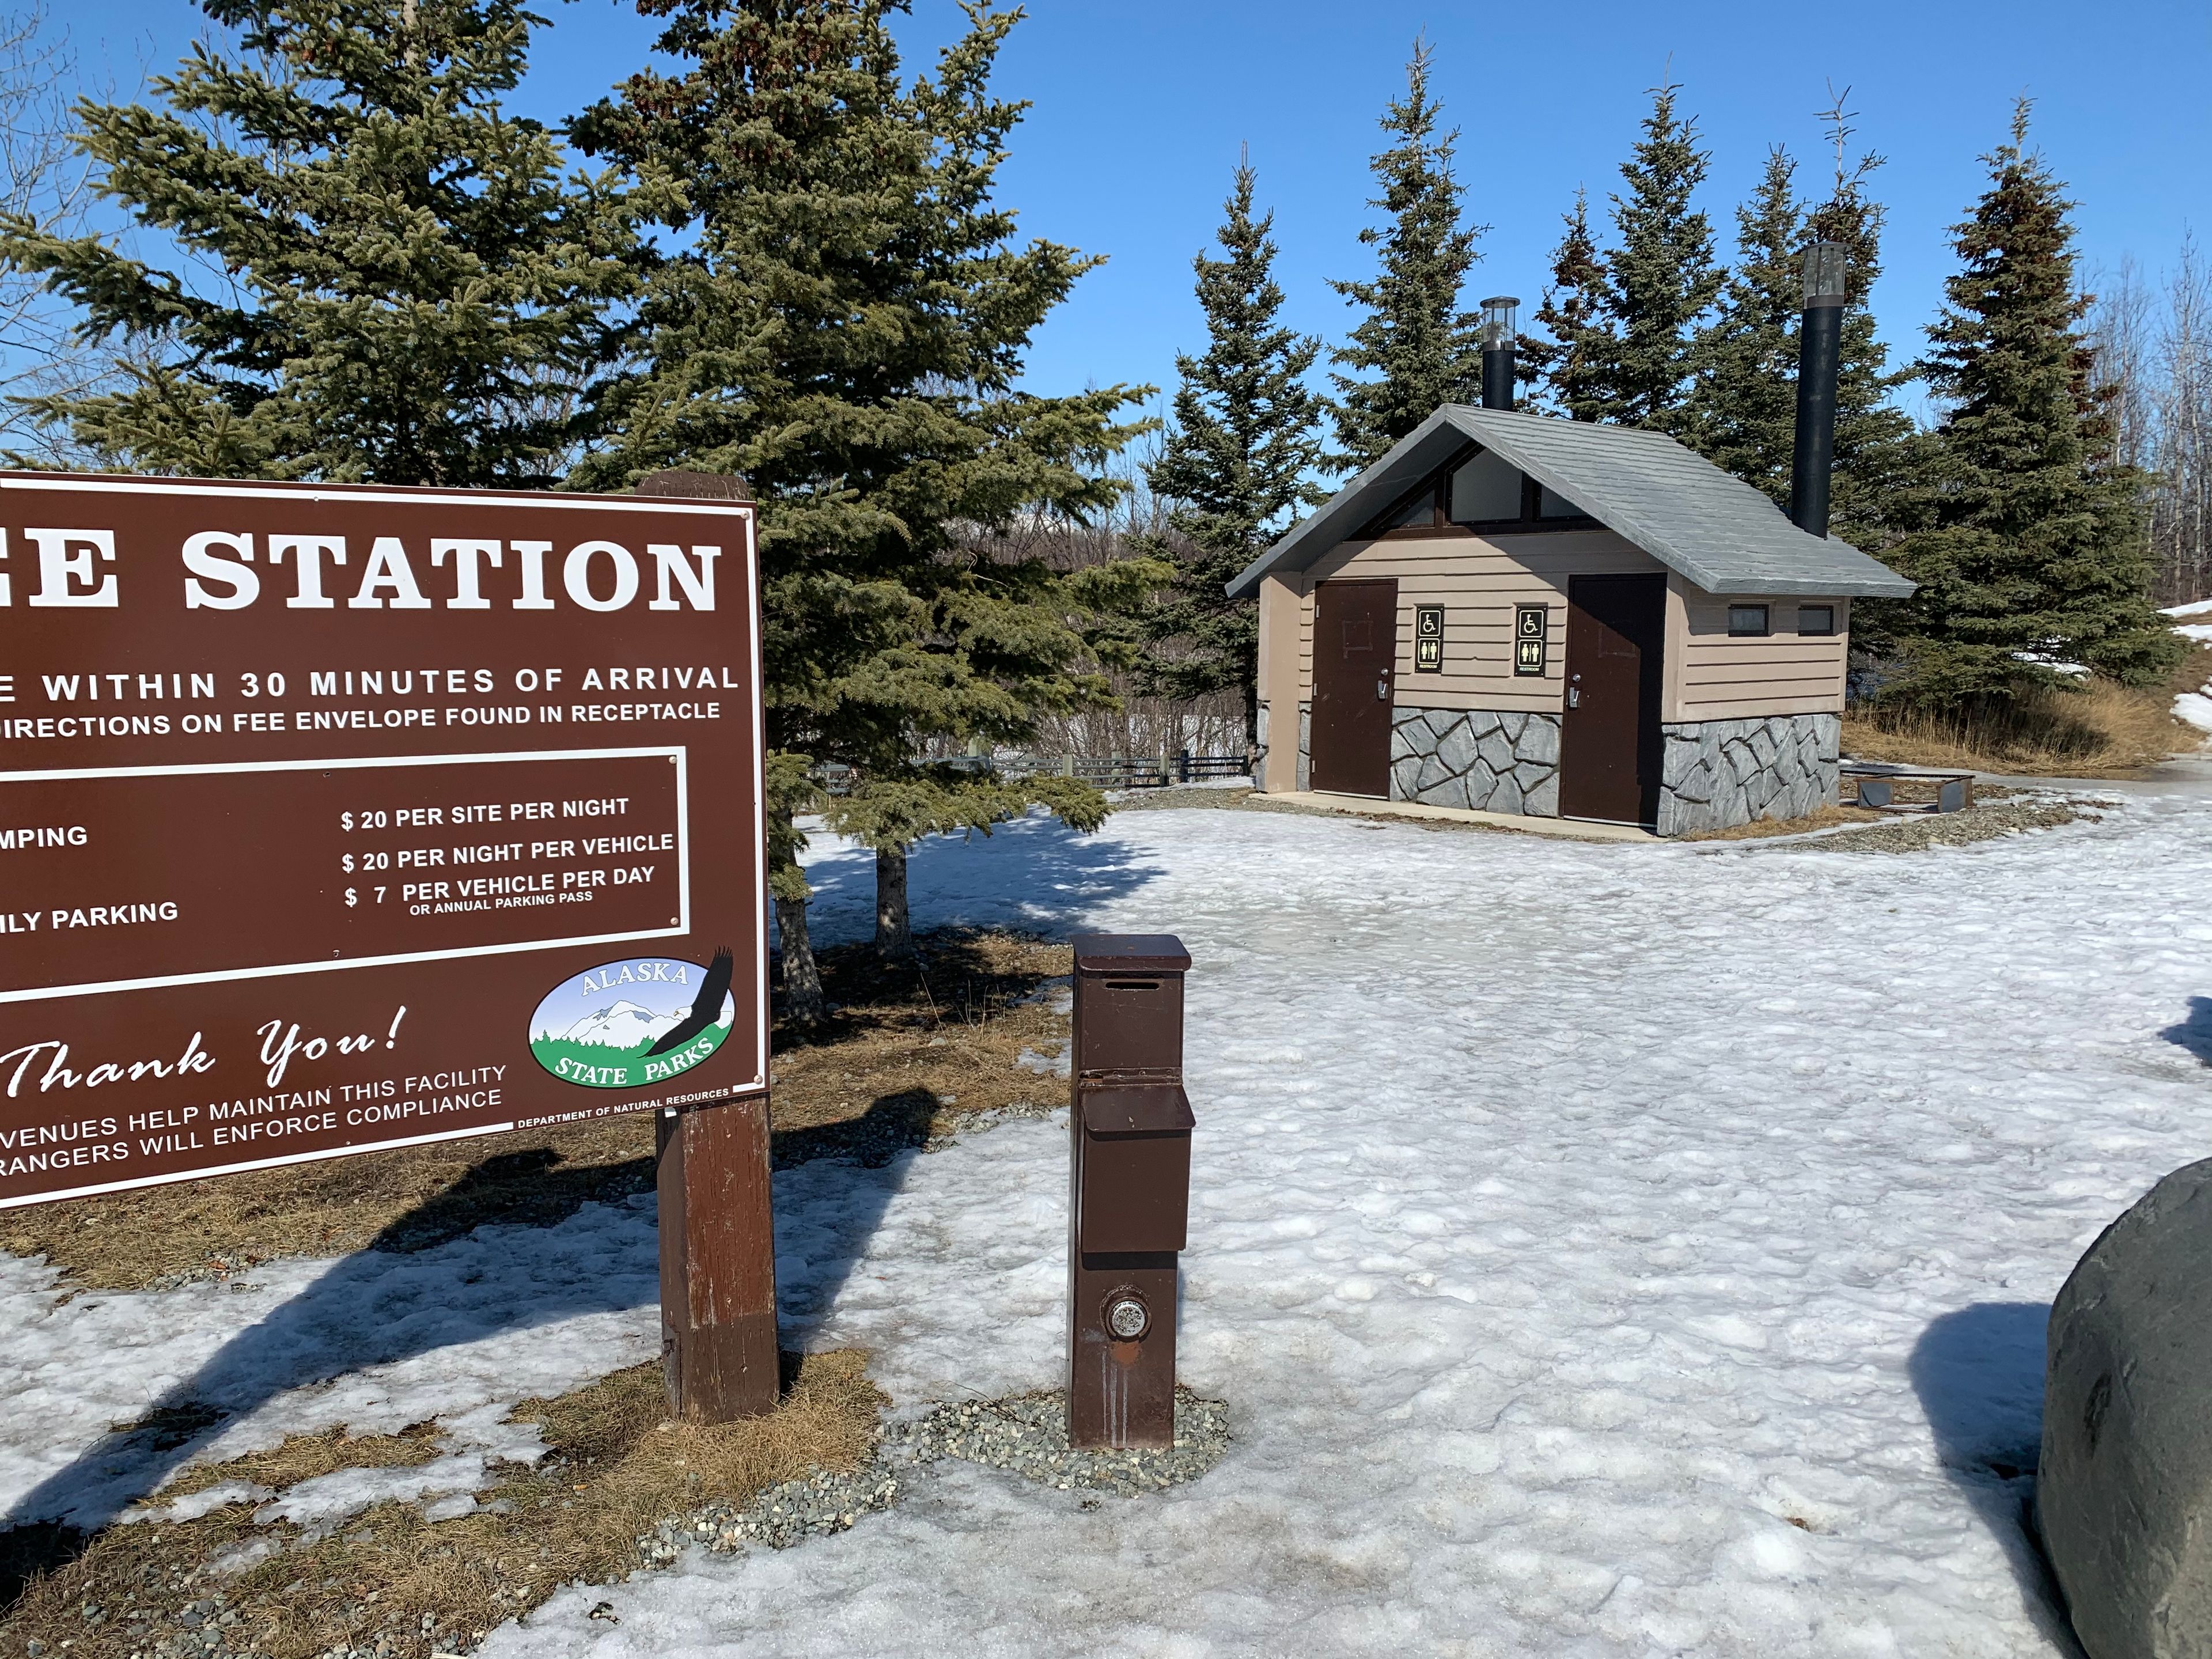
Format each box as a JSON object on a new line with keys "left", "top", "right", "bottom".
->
{"left": 1479, "top": 295, "right": 1520, "bottom": 350}
{"left": 1801, "top": 242, "right": 1848, "bottom": 308}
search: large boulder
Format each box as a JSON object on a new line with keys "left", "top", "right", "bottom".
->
{"left": 2041, "top": 1157, "right": 2212, "bottom": 1658}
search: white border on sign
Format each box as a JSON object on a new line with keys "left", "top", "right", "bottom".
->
{"left": 742, "top": 509, "right": 769, "bottom": 1097}
{"left": 0, "top": 745, "right": 691, "bottom": 1003}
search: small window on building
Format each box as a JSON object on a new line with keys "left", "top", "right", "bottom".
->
{"left": 1382, "top": 484, "right": 1441, "bottom": 531}
{"left": 1797, "top": 604, "right": 1836, "bottom": 636}
{"left": 1448, "top": 449, "right": 1521, "bottom": 523}
{"left": 1380, "top": 491, "right": 1433, "bottom": 528}
{"left": 1536, "top": 483, "right": 1582, "bottom": 518}
{"left": 1728, "top": 604, "right": 1770, "bottom": 637}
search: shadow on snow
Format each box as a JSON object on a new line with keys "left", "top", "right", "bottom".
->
{"left": 789, "top": 812, "right": 1164, "bottom": 952}
{"left": 4, "top": 818, "right": 1143, "bottom": 1605}
{"left": 1908, "top": 1301, "right": 2084, "bottom": 1657}
{"left": 2158, "top": 995, "right": 2212, "bottom": 1065}
{"left": 1, "top": 1118, "right": 936, "bottom": 1611}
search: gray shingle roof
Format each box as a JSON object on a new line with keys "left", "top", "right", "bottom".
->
{"left": 1225, "top": 404, "right": 1915, "bottom": 599}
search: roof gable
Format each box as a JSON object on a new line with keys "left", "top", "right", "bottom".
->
{"left": 1227, "top": 406, "right": 1915, "bottom": 600}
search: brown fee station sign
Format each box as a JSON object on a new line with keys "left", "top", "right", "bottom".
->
{"left": 0, "top": 472, "right": 766, "bottom": 1213}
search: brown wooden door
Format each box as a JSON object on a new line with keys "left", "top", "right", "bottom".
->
{"left": 1310, "top": 579, "right": 1397, "bottom": 797}
{"left": 1560, "top": 574, "right": 1665, "bottom": 825}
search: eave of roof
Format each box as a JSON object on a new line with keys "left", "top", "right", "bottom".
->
{"left": 1226, "top": 405, "right": 1916, "bottom": 601}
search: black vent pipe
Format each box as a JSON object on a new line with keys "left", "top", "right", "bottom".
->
{"left": 1479, "top": 296, "right": 1518, "bottom": 411}
{"left": 1790, "top": 242, "right": 1847, "bottom": 536}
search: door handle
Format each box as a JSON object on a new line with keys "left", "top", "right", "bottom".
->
{"left": 1567, "top": 685, "right": 1581, "bottom": 709}
{"left": 1377, "top": 677, "right": 1389, "bottom": 701}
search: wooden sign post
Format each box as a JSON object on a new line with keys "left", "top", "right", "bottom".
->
{"left": 0, "top": 469, "right": 777, "bottom": 1423}
{"left": 636, "top": 471, "right": 777, "bottom": 1422}
{"left": 657, "top": 1094, "right": 779, "bottom": 1418}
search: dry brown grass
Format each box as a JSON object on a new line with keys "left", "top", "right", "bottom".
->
{"left": 1842, "top": 653, "right": 2211, "bottom": 779}
{"left": 2, "top": 1352, "right": 884, "bottom": 1659}
{"left": 1, "top": 1113, "right": 661, "bottom": 1293}
{"left": 1683, "top": 802, "right": 1890, "bottom": 842}
{"left": 2179, "top": 640, "right": 2212, "bottom": 714}
{"left": 765, "top": 928, "right": 1068, "bottom": 1159}
{"left": 5, "top": 929, "right": 1070, "bottom": 1292}
{"left": 161, "top": 1423, "right": 445, "bottom": 1502}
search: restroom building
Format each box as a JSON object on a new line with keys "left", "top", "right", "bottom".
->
{"left": 1225, "top": 404, "right": 1915, "bottom": 835}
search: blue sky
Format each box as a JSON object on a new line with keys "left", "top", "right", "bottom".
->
{"left": 58, "top": 0, "right": 2212, "bottom": 428}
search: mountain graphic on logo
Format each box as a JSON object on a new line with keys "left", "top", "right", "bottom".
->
{"left": 555, "top": 999, "right": 683, "bottom": 1048}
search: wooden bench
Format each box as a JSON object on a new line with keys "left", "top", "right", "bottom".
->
{"left": 1840, "top": 763, "right": 1975, "bottom": 815}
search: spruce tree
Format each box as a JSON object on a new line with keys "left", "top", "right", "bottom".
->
{"left": 1522, "top": 188, "right": 1613, "bottom": 421}
{"left": 575, "top": 0, "right": 1149, "bottom": 996}
{"left": 1679, "top": 147, "right": 1802, "bottom": 494}
{"left": 1872, "top": 101, "right": 2179, "bottom": 705}
{"left": 1608, "top": 82, "right": 1723, "bottom": 429}
{"left": 1328, "top": 36, "right": 1483, "bottom": 468}
{"left": 1653, "top": 94, "right": 1918, "bottom": 548}
{"left": 1679, "top": 106, "right": 1918, "bottom": 541}
{"left": 0, "top": 0, "right": 637, "bottom": 483}
{"left": 1805, "top": 185, "right": 1929, "bottom": 555}
{"left": 1565, "top": 81, "right": 1724, "bottom": 432}
{"left": 1135, "top": 158, "right": 1326, "bottom": 744}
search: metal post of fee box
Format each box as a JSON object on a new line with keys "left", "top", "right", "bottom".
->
{"left": 1068, "top": 934, "right": 1195, "bottom": 1449}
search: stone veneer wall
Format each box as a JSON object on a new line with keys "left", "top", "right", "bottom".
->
{"left": 1389, "top": 707, "right": 1563, "bottom": 817}
{"left": 1296, "top": 702, "right": 1312, "bottom": 792}
{"left": 1656, "top": 713, "right": 1839, "bottom": 836}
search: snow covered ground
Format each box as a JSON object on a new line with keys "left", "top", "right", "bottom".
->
{"left": 10, "top": 795, "right": 2212, "bottom": 1655}
{"left": 0, "top": 1193, "right": 664, "bottom": 1536}
{"left": 2164, "top": 595, "right": 2212, "bottom": 634}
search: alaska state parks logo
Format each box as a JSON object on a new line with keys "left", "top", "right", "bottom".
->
{"left": 528, "top": 949, "right": 736, "bottom": 1089}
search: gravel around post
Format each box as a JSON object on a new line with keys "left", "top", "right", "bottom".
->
{"left": 640, "top": 1387, "right": 1231, "bottom": 1569}
{"left": 891, "top": 1388, "right": 1231, "bottom": 1496}
{"left": 75, "top": 1384, "right": 1233, "bottom": 1658}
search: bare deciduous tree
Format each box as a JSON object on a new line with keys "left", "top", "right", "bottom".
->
{"left": 949, "top": 447, "right": 1252, "bottom": 766}
{"left": 0, "top": 2, "right": 113, "bottom": 463}
{"left": 2151, "top": 236, "right": 2212, "bottom": 603}
{"left": 2086, "top": 237, "right": 2212, "bottom": 605}
{"left": 2086, "top": 256, "right": 2154, "bottom": 469}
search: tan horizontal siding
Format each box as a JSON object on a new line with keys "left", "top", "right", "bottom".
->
{"left": 1681, "top": 638, "right": 1846, "bottom": 660}
{"left": 1282, "top": 540, "right": 1858, "bottom": 730}
{"left": 1294, "top": 530, "right": 1660, "bottom": 715}
{"left": 1667, "top": 585, "right": 1850, "bottom": 721}
{"left": 1308, "top": 533, "right": 1660, "bottom": 582}
{"left": 1681, "top": 661, "right": 1846, "bottom": 687}
{"left": 1674, "top": 689, "right": 1849, "bottom": 719}
{"left": 1681, "top": 654, "right": 1843, "bottom": 675}
{"left": 1387, "top": 683, "right": 1565, "bottom": 713}
{"left": 1256, "top": 574, "right": 1304, "bottom": 791}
